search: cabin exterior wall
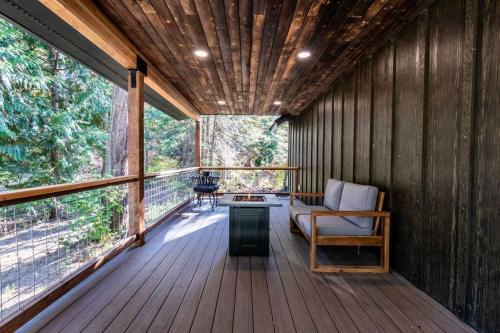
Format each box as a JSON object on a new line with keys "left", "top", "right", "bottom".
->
{"left": 289, "top": 0, "right": 500, "bottom": 332}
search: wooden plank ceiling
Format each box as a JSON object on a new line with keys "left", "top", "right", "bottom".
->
{"left": 94, "top": 0, "right": 426, "bottom": 115}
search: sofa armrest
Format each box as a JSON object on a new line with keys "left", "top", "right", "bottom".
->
{"left": 311, "top": 210, "right": 390, "bottom": 218}
{"left": 289, "top": 192, "right": 325, "bottom": 206}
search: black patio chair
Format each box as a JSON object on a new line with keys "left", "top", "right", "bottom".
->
{"left": 191, "top": 171, "right": 219, "bottom": 210}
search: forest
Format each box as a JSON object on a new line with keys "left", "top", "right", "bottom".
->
{"left": 0, "top": 18, "right": 288, "bottom": 192}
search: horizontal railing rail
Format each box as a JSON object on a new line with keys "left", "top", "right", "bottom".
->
{"left": 200, "top": 166, "right": 299, "bottom": 171}
{"left": 0, "top": 176, "right": 139, "bottom": 208}
{"left": 144, "top": 166, "right": 200, "bottom": 179}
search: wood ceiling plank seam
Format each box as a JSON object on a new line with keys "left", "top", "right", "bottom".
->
{"left": 225, "top": 0, "right": 244, "bottom": 113}
{"left": 154, "top": 0, "right": 221, "bottom": 112}
{"left": 269, "top": 0, "right": 340, "bottom": 115}
{"left": 100, "top": 0, "right": 209, "bottom": 114}
{"left": 259, "top": 0, "right": 317, "bottom": 115}
{"left": 178, "top": 0, "right": 196, "bottom": 15}
{"left": 252, "top": 0, "right": 283, "bottom": 114}
{"left": 254, "top": 0, "right": 298, "bottom": 115}
{"left": 193, "top": 0, "right": 238, "bottom": 115}
{"left": 210, "top": 0, "right": 241, "bottom": 114}
{"left": 239, "top": 0, "right": 252, "bottom": 113}
{"left": 290, "top": 0, "right": 410, "bottom": 114}
{"left": 275, "top": 0, "right": 361, "bottom": 114}
{"left": 248, "top": 1, "right": 268, "bottom": 115}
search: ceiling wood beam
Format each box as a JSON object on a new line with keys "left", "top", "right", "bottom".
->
{"left": 39, "top": 0, "right": 200, "bottom": 120}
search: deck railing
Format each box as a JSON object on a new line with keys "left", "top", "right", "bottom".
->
{"left": 144, "top": 167, "right": 197, "bottom": 227}
{"left": 0, "top": 179, "right": 137, "bottom": 323}
{"left": 199, "top": 166, "right": 299, "bottom": 194}
{"left": 0, "top": 168, "right": 196, "bottom": 326}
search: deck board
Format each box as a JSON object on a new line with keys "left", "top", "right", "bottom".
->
{"left": 31, "top": 199, "right": 474, "bottom": 333}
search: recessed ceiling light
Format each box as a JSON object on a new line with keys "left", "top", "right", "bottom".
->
{"left": 297, "top": 50, "right": 311, "bottom": 59}
{"left": 273, "top": 101, "right": 282, "bottom": 106}
{"left": 193, "top": 49, "right": 209, "bottom": 58}
{"left": 217, "top": 100, "right": 226, "bottom": 105}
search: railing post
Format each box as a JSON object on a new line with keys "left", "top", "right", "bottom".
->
{"left": 128, "top": 58, "right": 146, "bottom": 246}
{"left": 195, "top": 120, "right": 202, "bottom": 169}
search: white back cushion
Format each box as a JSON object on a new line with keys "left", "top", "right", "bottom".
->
{"left": 339, "top": 182, "right": 378, "bottom": 229}
{"left": 323, "top": 179, "right": 344, "bottom": 210}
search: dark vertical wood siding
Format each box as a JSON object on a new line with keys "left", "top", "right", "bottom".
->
{"left": 289, "top": 0, "right": 499, "bottom": 331}
{"left": 317, "top": 97, "right": 325, "bottom": 200}
{"left": 324, "top": 89, "right": 333, "bottom": 181}
{"left": 311, "top": 103, "right": 318, "bottom": 203}
{"left": 342, "top": 75, "right": 356, "bottom": 182}
{"left": 354, "top": 59, "right": 372, "bottom": 184}
{"left": 306, "top": 109, "right": 313, "bottom": 204}
{"left": 370, "top": 42, "right": 393, "bottom": 193}
{"left": 392, "top": 16, "right": 426, "bottom": 285}
{"left": 333, "top": 85, "right": 343, "bottom": 180}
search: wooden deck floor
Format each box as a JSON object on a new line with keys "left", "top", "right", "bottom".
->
{"left": 27, "top": 198, "right": 474, "bottom": 333}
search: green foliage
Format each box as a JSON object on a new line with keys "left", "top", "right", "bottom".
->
{"left": 66, "top": 187, "right": 126, "bottom": 244}
{"left": 0, "top": 19, "right": 112, "bottom": 189}
{"left": 144, "top": 106, "right": 195, "bottom": 172}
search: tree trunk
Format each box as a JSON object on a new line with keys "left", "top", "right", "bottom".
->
{"left": 49, "top": 48, "right": 60, "bottom": 182}
{"left": 106, "top": 86, "right": 128, "bottom": 229}
{"left": 202, "top": 116, "right": 210, "bottom": 164}
{"left": 209, "top": 116, "right": 217, "bottom": 166}
{"left": 48, "top": 48, "right": 59, "bottom": 220}
{"left": 106, "top": 86, "right": 128, "bottom": 176}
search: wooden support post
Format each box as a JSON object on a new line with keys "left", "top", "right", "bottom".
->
{"left": 128, "top": 67, "right": 145, "bottom": 246}
{"left": 195, "top": 120, "right": 202, "bottom": 168}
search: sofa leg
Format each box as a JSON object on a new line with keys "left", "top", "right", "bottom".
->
{"left": 290, "top": 217, "right": 300, "bottom": 234}
{"left": 310, "top": 240, "right": 317, "bottom": 271}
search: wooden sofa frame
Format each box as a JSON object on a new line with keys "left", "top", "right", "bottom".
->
{"left": 289, "top": 192, "right": 390, "bottom": 273}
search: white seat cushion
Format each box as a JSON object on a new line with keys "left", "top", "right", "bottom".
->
{"left": 289, "top": 204, "right": 329, "bottom": 222}
{"left": 323, "top": 179, "right": 344, "bottom": 210}
{"left": 338, "top": 182, "right": 378, "bottom": 229}
{"left": 297, "top": 214, "right": 372, "bottom": 236}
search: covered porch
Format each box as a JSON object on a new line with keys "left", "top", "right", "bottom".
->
{"left": 0, "top": 0, "right": 498, "bottom": 332}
